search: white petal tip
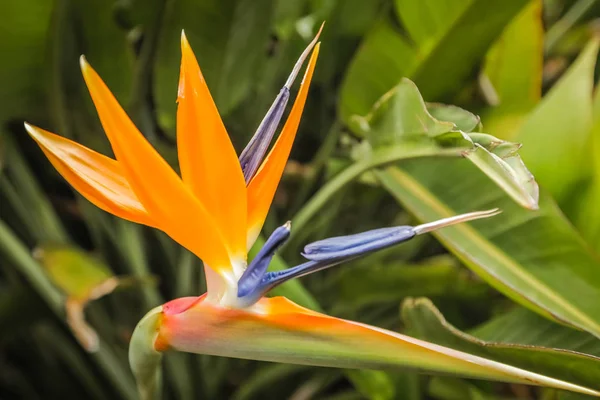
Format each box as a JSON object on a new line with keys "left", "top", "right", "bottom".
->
{"left": 414, "top": 209, "right": 502, "bottom": 235}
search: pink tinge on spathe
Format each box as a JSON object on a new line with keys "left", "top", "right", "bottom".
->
{"left": 163, "top": 296, "right": 205, "bottom": 316}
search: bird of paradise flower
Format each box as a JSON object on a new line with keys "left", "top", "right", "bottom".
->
{"left": 25, "top": 25, "right": 599, "bottom": 399}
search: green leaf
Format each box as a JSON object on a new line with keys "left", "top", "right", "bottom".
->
{"left": 33, "top": 243, "right": 154, "bottom": 352}
{"left": 344, "top": 370, "right": 396, "bottom": 400}
{"left": 46, "top": 0, "right": 133, "bottom": 141}
{"left": 571, "top": 85, "right": 600, "bottom": 250}
{"left": 481, "top": 0, "right": 544, "bottom": 139}
{"left": 153, "top": 0, "right": 274, "bottom": 134}
{"left": 402, "top": 298, "right": 600, "bottom": 392}
{"left": 483, "top": 0, "right": 544, "bottom": 118}
{"left": 339, "top": 0, "right": 529, "bottom": 121}
{"left": 427, "top": 103, "right": 481, "bottom": 133}
{"left": 335, "top": 257, "right": 489, "bottom": 309}
{"left": 514, "top": 38, "right": 599, "bottom": 204}
{"left": 0, "top": 136, "right": 68, "bottom": 244}
{"left": 0, "top": 0, "right": 53, "bottom": 124}
{"left": 349, "top": 79, "right": 454, "bottom": 144}
{"left": 375, "top": 160, "right": 600, "bottom": 338}
{"left": 427, "top": 377, "right": 495, "bottom": 400}
{"left": 471, "top": 307, "right": 600, "bottom": 358}
{"left": 462, "top": 143, "right": 539, "bottom": 210}
{"left": 292, "top": 79, "right": 539, "bottom": 251}
{"left": 34, "top": 244, "right": 113, "bottom": 300}
{"left": 354, "top": 79, "right": 539, "bottom": 209}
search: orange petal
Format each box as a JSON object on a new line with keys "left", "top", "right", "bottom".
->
{"left": 246, "top": 43, "right": 321, "bottom": 246}
{"left": 177, "top": 32, "right": 247, "bottom": 259}
{"left": 25, "top": 123, "right": 153, "bottom": 226}
{"left": 79, "top": 58, "right": 231, "bottom": 272}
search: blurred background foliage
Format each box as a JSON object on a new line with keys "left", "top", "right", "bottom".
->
{"left": 0, "top": 0, "right": 599, "bottom": 399}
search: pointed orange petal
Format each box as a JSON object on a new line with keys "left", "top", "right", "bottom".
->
{"left": 246, "top": 43, "right": 320, "bottom": 246}
{"left": 177, "top": 32, "right": 247, "bottom": 259}
{"left": 25, "top": 123, "right": 153, "bottom": 226}
{"left": 79, "top": 58, "right": 231, "bottom": 272}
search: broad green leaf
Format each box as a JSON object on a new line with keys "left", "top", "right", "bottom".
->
{"left": 514, "top": 39, "right": 599, "bottom": 204}
{"left": 0, "top": 0, "right": 53, "bottom": 124}
{"left": 349, "top": 79, "right": 454, "bottom": 144}
{"left": 427, "top": 103, "right": 481, "bottom": 133}
{"left": 402, "top": 298, "right": 600, "bottom": 392}
{"left": 471, "top": 307, "right": 600, "bottom": 358}
{"left": 462, "top": 143, "right": 539, "bottom": 210}
{"left": 354, "top": 79, "right": 538, "bottom": 209}
{"left": 572, "top": 85, "right": 600, "bottom": 250}
{"left": 34, "top": 244, "right": 113, "bottom": 300}
{"left": 375, "top": 160, "right": 600, "bottom": 338}
{"left": 335, "top": 257, "right": 489, "bottom": 309}
{"left": 33, "top": 244, "right": 153, "bottom": 352}
{"left": 339, "top": 0, "right": 529, "bottom": 121}
{"left": 154, "top": 0, "right": 274, "bottom": 134}
{"left": 291, "top": 79, "right": 539, "bottom": 249}
{"left": 481, "top": 0, "right": 544, "bottom": 139}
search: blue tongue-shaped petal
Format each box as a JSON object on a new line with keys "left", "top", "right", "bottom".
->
{"left": 236, "top": 209, "right": 501, "bottom": 307}
{"left": 237, "top": 222, "right": 291, "bottom": 298}
{"left": 302, "top": 227, "right": 415, "bottom": 261}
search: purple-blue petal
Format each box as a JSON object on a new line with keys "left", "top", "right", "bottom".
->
{"left": 237, "top": 223, "right": 290, "bottom": 298}
{"left": 302, "top": 226, "right": 415, "bottom": 261}
{"left": 239, "top": 27, "right": 323, "bottom": 184}
{"left": 237, "top": 225, "right": 416, "bottom": 305}
{"left": 239, "top": 88, "right": 289, "bottom": 183}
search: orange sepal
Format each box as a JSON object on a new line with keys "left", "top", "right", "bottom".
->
{"left": 177, "top": 32, "right": 247, "bottom": 259}
{"left": 79, "top": 58, "right": 231, "bottom": 271}
{"left": 25, "top": 123, "right": 153, "bottom": 226}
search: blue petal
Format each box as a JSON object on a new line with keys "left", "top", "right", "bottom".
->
{"left": 237, "top": 226, "right": 416, "bottom": 305}
{"left": 302, "top": 226, "right": 415, "bottom": 261}
{"left": 239, "top": 88, "right": 289, "bottom": 183}
{"left": 239, "top": 25, "right": 323, "bottom": 183}
{"left": 237, "top": 223, "right": 290, "bottom": 298}
{"left": 236, "top": 209, "right": 501, "bottom": 306}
